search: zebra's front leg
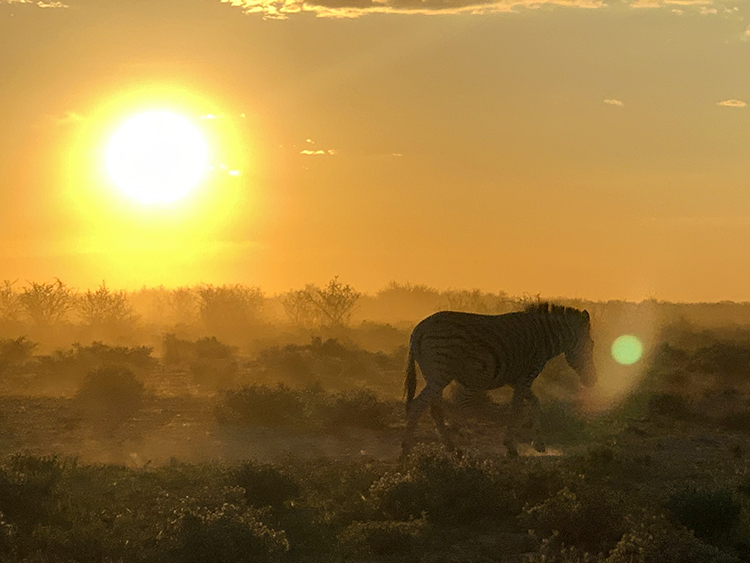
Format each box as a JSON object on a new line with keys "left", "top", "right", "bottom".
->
{"left": 402, "top": 385, "right": 442, "bottom": 458}
{"left": 503, "top": 389, "right": 527, "bottom": 457}
{"left": 430, "top": 398, "right": 457, "bottom": 452}
{"left": 527, "top": 392, "right": 546, "bottom": 453}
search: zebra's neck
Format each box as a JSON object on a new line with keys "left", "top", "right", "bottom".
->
{"left": 529, "top": 310, "right": 575, "bottom": 360}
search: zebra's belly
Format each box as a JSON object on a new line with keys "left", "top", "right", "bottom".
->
{"left": 451, "top": 355, "right": 501, "bottom": 390}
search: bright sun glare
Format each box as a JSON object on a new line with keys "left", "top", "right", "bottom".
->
{"left": 106, "top": 111, "right": 209, "bottom": 205}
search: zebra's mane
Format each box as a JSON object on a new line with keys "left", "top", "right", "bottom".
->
{"left": 523, "top": 301, "right": 585, "bottom": 321}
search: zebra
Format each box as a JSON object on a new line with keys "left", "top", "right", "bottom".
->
{"left": 402, "top": 303, "right": 596, "bottom": 457}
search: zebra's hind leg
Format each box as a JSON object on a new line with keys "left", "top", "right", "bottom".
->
{"left": 402, "top": 384, "right": 443, "bottom": 458}
{"left": 505, "top": 386, "right": 539, "bottom": 457}
{"left": 430, "top": 398, "right": 457, "bottom": 452}
{"left": 503, "top": 390, "right": 524, "bottom": 457}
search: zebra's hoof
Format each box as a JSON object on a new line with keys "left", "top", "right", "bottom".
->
{"left": 400, "top": 442, "right": 412, "bottom": 461}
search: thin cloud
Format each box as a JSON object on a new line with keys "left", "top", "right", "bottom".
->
{"left": 3, "top": 0, "right": 68, "bottom": 6}
{"left": 223, "top": 0, "right": 722, "bottom": 18}
{"left": 300, "top": 149, "right": 338, "bottom": 155}
{"left": 222, "top": 0, "right": 607, "bottom": 19}
{"left": 717, "top": 99, "right": 747, "bottom": 108}
{"left": 631, "top": 0, "right": 716, "bottom": 7}
{"left": 603, "top": 99, "right": 624, "bottom": 106}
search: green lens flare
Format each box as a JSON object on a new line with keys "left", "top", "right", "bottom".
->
{"left": 611, "top": 335, "right": 643, "bottom": 365}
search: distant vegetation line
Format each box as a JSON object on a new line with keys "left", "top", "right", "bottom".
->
{"left": 3, "top": 276, "right": 750, "bottom": 355}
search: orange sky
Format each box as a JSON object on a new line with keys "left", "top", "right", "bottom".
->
{"left": 1, "top": 0, "right": 749, "bottom": 301}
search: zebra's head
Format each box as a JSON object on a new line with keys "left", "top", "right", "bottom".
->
{"left": 564, "top": 309, "right": 597, "bottom": 387}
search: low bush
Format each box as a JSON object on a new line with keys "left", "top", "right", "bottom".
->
{"left": 606, "top": 516, "right": 741, "bottom": 563}
{"left": 0, "top": 455, "right": 63, "bottom": 531}
{"left": 163, "top": 503, "right": 289, "bottom": 563}
{"left": 71, "top": 341, "right": 155, "bottom": 370}
{"left": 0, "top": 514, "right": 13, "bottom": 557}
{"left": 0, "top": 337, "right": 35, "bottom": 373}
{"left": 687, "top": 343, "right": 750, "bottom": 384}
{"left": 338, "top": 518, "right": 428, "bottom": 557}
{"left": 232, "top": 462, "right": 301, "bottom": 510}
{"left": 520, "top": 486, "right": 625, "bottom": 555}
{"left": 320, "top": 388, "right": 391, "bottom": 430}
{"left": 666, "top": 487, "right": 742, "bottom": 541}
{"left": 215, "top": 384, "right": 393, "bottom": 430}
{"left": 31, "top": 342, "right": 155, "bottom": 394}
{"left": 247, "top": 337, "right": 404, "bottom": 393}
{"left": 163, "top": 334, "right": 237, "bottom": 366}
{"left": 369, "top": 445, "right": 515, "bottom": 525}
{"left": 75, "top": 366, "right": 145, "bottom": 422}
{"left": 216, "top": 384, "right": 307, "bottom": 426}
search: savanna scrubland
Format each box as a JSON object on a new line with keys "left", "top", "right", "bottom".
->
{"left": 1, "top": 278, "right": 750, "bottom": 561}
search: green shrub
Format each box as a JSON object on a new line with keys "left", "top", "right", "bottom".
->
{"left": 75, "top": 366, "right": 145, "bottom": 422}
{"left": 338, "top": 518, "right": 428, "bottom": 557}
{"left": 666, "top": 487, "right": 741, "bottom": 540}
{"left": 162, "top": 333, "right": 197, "bottom": 365}
{"left": 216, "top": 384, "right": 392, "bottom": 430}
{"left": 520, "top": 486, "right": 625, "bottom": 555}
{"left": 216, "top": 384, "right": 306, "bottom": 426}
{"left": 0, "top": 455, "right": 62, "bottom": 531}
{"left": 321, "top": 388, "right": 391, "bottom": 430}
{"left": 0, "top": 336, "right": 35, "bottom": 372}
{"left": 163, "top": 503, "right": 289, "bottom": 563}
{"left": 0, "top": 513, "right": 14, "bottom": 557}
{"left": 163, "top": 335, "right": 239, "bottom": 386}
{"left": 369, "top": 446, "right": 514, "bottom": 525}
{"left": 606, "top": 517, "right": 740, "bottom": 563}
{"left": 248, "top": 337, "right": 404, "bottom": 391}
{"left": 517, "top": 464, "right": 569, "bottom": 508}
{"left": 232, "top": 463, "right": 301, "bottom": 510}
{"left": 71, "top": 341, "right": 155, "bottom": 370}
{"left": 688, "top": 343, "right": 750, "bottom": 383}
{"left": 525, "top": 533, "right": 604, "bottom": 562}
{"left": 252, "top": 345, "right": 320, "bottom": 387}
{"left": 33, "top": 342, "right": 155, "bottom": 393}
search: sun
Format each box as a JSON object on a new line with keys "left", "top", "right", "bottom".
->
{"left": 105, "top": 110, "right": 209, "bottom": 205}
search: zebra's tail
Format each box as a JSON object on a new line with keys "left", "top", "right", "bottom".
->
{"left": 404, "top": 336, "right": 417, "bottom": 414}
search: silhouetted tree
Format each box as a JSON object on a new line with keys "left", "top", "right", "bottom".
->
{"left": 169, "top": 286, "right": 199, "bottom": 325}
{"left": 308, "top": 277, "right": 360, "bottom": 327}
{"left": 0, "top": 280, "right": 22, "bottom": 322}
{"left": 19, "top": 279, "right": 74, "bottom": 326}
{"left": 279, "top": 285, "right": 320, "bottom": 328}
{"left": 197, "top": 284, "right": 264, "bottom": 336}
{"left": 77, "top": 281, "right": 138, "bottom": 329}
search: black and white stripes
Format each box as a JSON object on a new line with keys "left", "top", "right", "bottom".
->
{"left": 402, "top": 303, "right": 597, "bottom": 456}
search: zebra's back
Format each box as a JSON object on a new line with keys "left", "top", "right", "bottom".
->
{"left": 411, "top": 310, "right": 543, "bottom": 391}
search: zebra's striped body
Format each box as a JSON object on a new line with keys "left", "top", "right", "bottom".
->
{"left": 402, "top": 303, "right": 596, "bottom": 456}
